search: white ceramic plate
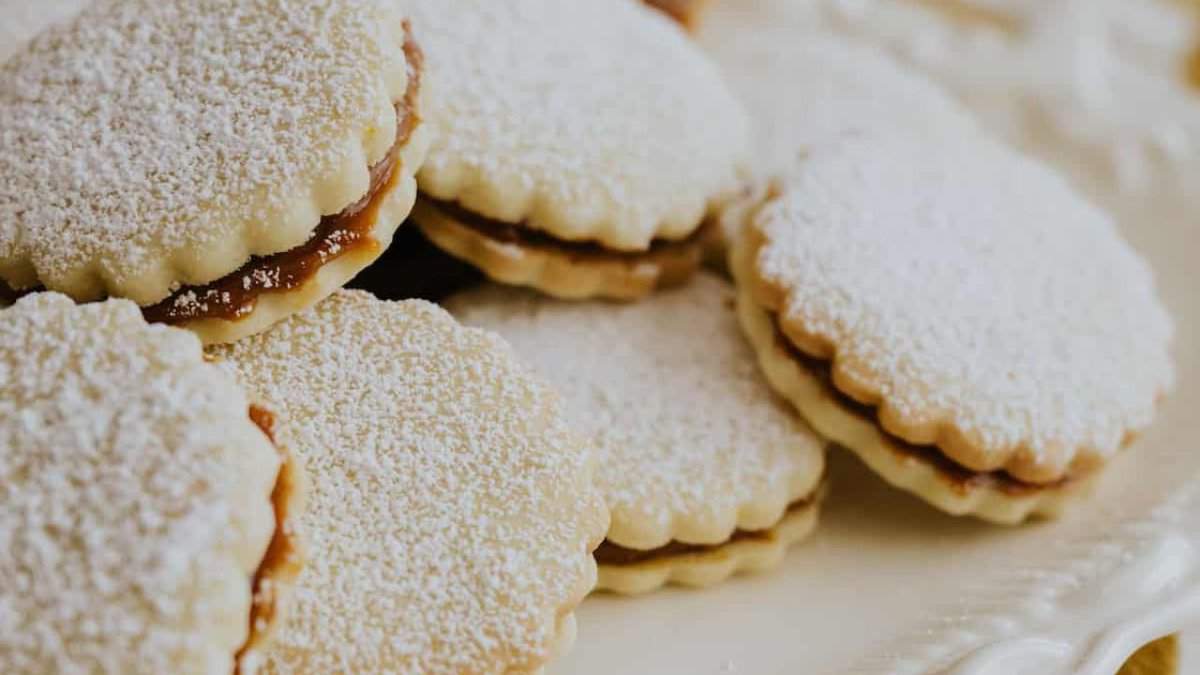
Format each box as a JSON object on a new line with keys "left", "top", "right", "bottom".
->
{"left": 553, "top": 3, "right": 1200, "bottom": 673}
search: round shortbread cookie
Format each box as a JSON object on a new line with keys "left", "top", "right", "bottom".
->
{"left": 0, "top": 0, "right": 90, "bottom": 63}
{"left": 0, "top": 0, "right": 419, "bottom": 328}
{"left": 0, "top": 293, "right": 294, "bottom": 673}
{"left": 404, "top": 0, "right": 749, "bottom": 251}
{"left": 740, "top": 132, "right": 1173, "bottom": 489}
{"left": 212, "top": 290, "right": 607, "bottom": 673}
{"left": 448, "top": 274, "right": 826, "bottom": 591}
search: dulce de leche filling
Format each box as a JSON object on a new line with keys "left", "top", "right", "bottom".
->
{"left": 594, "top": 497, "right": 815, "bottom": 567}
{"left": 142, "top": 25, "right": 423, "bottom": 326}
{"left": 237, "top": 405, "right": 304, "bottom": 673}
{"left": 771, "top": 318, "right": 1085, "bottom": 496}
{"left": 429, "top": 198, "right": 708, "bottom": 263}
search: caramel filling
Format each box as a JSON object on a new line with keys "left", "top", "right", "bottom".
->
{"left": 771, "top": 317, "right": 1083, "bottom": 495}
{"left": 237, "top": 405, "right": 303, "bottom": 673}
{"left": 594, "top": 498, "right": 815, "bottom": 567}
{"left": 140, "top": 24, "right": 423, "bottom": 325}
{"left": 431, "top": 198, "right": 707, "bottom": 263}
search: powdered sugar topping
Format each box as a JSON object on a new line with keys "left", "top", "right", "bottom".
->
{"left": 0, "top": 0, "right": 409, "bottom": 304}
{"left": 0, "top": 292, "right": 280, "bottom": 673}
{"left": 213, "top": 290, "right": 605, "bottom": 673}
{"left": 754, "top": 132, "right": 1174, "bottom": 479}
{"left": 0, "top": 0, "right": 90, "bottom": 63}
{"left": 449, "top": 274, "right": 825, "bottom": 549}
{"left": 404, "top": 0, "right": 749, "bottom": 250}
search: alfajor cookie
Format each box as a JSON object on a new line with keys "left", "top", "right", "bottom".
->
{"left": 448, "top": 274, "right": 826, "bottom": 595}
{"left": 402, "top": 0, "right": 749, "bottom": 301}
{"left": 212, "top": 290, "right": 607, "bottom": 673}
{"left": 732, "top": 132, "right": 1174, "bottom": 524}
{"left": 0, "top": 0, "right": 429, "bottom": 344}
{"left": 0, "top": 293, "right": 302, "bottom": 674}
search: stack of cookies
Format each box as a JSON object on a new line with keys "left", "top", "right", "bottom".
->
{"left": 0, "top": 0, "right": 1177, "bottom": 673}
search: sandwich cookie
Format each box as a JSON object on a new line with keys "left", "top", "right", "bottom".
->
{"left": 403, "top": 0, "right": 749, "bottom": 300}
{"left": 0, "top": 0, "right": 429, "bottom": 344}
{"left": 449, "top": 274, "right": 826, "bottom": 595}
{"left": 732, "top": 132, "right": 1174, "bottom": 524}
{"left": 212, "top": 291, "right": 608, "bottom": 673}
{"left": 0, "top": 293, "right": 302, "bottom": 674}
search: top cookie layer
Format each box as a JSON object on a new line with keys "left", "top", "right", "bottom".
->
{"left": 449, "top": 274, "right": 825, "bottom": 550}
{"left": 0, "top": 293, "right": 280, "bottom": 673}
{"left": 748, "top": 132, "right": 1174, "bottom": 483}
{"left": 405, "top": 0, "right": 749, "bottom": 250}
{"left": 213, "top": 291, "right": 606, "bottom": 674}
{"left": 699, "top": 24, "right": 978, "bottom": 181}
{"left": 0, "top": 0, "right": 410, "bottom": 305}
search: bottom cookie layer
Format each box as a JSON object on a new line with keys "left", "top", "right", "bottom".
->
{"left": 595, "top": 493, "right": 823, "bottom": 595}
{"left": 414, "top": 199, "right": 705, "bottom": 301}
